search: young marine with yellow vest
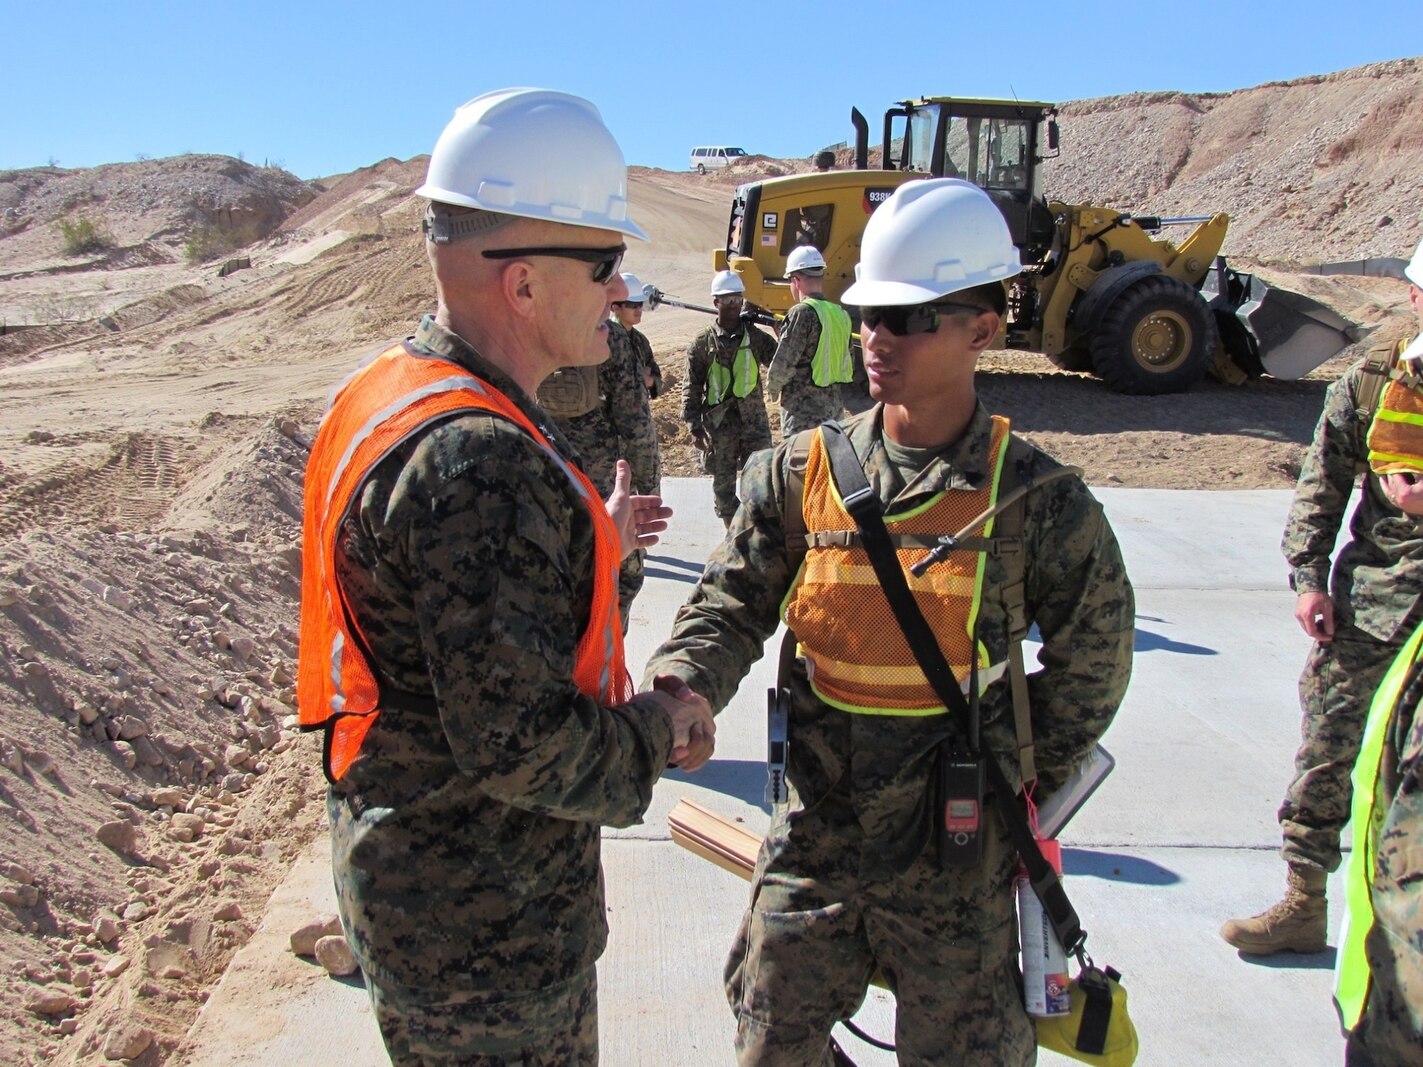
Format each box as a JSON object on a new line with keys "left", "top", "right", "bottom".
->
{"left": 296, "top": 89, "right": 715, "bottom": 1065}
{"left": 645, "top": 178, "right": 1135, "bottom": 1065}
{"left": 1224, "top": 236, "right": 1423, "bottom": 959}
{"left": 1334, "top": 327, "right": 1423, "bottom": 1066}
{"left": 682, "top": 269, "right": 776, "bottom": 526}
{"left": 766, "top": 244, "right": 857, "bottom": 436}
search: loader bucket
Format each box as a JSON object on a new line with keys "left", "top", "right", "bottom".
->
{"left": 1202, "top": 258, "right": 1359, "bottom": 380}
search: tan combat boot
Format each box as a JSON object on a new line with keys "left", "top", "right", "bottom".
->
{"left": 1220, "top": 867, "right": 1328, "bottom": 954}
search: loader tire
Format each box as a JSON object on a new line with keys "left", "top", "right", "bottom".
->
{"left": 1046, "top": 342, "right": 1093, "bottom": 373}
{"left": 1090, "top": 275, "right": 1218, "bottom": 395}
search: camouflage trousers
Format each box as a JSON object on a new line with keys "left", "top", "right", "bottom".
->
{"left": 724, "top": 804, "right": 1034, "bottom": 1066}
{"left": 1279, "top": 623, "right": 1406, "bottom": 872}
{"left": 368, "top": 966, "right": 598, "bottom": 1066}
{"left": 617, "top": 550, "right": 644, "bottom": 633}
{"left": 777, "top": 384, "right": 845, "bottom": 440}
{"left": 705, "top": 409, "right": 772, "bottom": 521}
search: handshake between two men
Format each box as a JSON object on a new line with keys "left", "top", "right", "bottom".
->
{"left": 605, "top": 458, "right": 717, "bottom": 771}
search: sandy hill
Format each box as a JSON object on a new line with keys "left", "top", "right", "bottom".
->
{"left": 1046, "top": 56, "right": 1423, "bottom": 262}
{"left": 0, "top": 59, "right": 1420, "bottom": 1065}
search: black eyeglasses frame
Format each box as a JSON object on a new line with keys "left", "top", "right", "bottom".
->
{"left": 859, "top": 300, "right": 990, "bottom": 337}
{"left": 481, "top": 244, "right": 627, "bottom": 284}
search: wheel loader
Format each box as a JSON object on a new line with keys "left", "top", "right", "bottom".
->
{"left": 708, "top": 96, "right": 1357, "bottom": 395}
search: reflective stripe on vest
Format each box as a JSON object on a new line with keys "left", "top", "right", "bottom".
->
{"left": 706, "top": 333, "right": 759, "bottom": 406}
{"left": 1367, "top": 335, "right": 1423, "bottom": 474}
{"left": 297, "top": 342, "right": 630, "bottom": 782}
{"left": 1335, "top": 618, "right": 1423, "bottom": 1029}
{"left": 807, "top": 297, "right": 854, "bottom": 387}
{"left": 783, "top": 417, "right": 1011, "bottom": 715}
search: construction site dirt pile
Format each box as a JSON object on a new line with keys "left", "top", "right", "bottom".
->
{"left": 0, "top": 57, "right": 1420, "bottom": 1065}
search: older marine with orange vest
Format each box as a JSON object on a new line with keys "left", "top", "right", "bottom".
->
{"left": 297, "top": 88, "right": 714, "bottom": 1065}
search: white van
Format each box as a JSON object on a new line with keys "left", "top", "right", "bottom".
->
{"left": 690, "top": 146, "right": 749, "bottom": 174}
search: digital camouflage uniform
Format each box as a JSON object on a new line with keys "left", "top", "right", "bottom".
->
{"left": 1345, "top": 632, "right": 1423, "bottom": 1066}
{"left": 626, "top": 323, "right": 663, "bottom": 399}
{"left": 1279, "top": 351, "right": 1423, "bottom": 874}
{"left": 546, "top": 320, "right": 662, "bottom": 631}
{"left": 643, "top": 404, "right": 1135, "bottom": 1066}
{"left": 327, "top": 316, "right": 674, "bottom": 1064}
{"left": 683, "top": 320, "right": 776, "bottom": 521}
{"left": 766, "top": 299, "right": 849, "bottom": 438}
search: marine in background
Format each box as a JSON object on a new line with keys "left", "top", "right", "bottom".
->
{"left": 612, "top": 272, "right": 663, "bottom": 398}
{"left": 1223, "top": 236, "right": 1423, "bottom": 957}
{"left": 538, "top": 275, "right": 662, "bottom": 630}
{"left": 682, "top": 269, "right": 775, "bottom": 526}
{"left": 765, "top": 244, "right": 856, "bottom": 437}
{"left": 1336, "top": 336, "right": 1423, "bottom": 1064}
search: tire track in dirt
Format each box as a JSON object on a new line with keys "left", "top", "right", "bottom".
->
{"left": 0, "top": 432, "right": 201, "bottom": 538}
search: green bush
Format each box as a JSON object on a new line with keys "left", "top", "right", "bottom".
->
{"left": 58, "top": 216, "right": 113, "bottom": 256}
{"left": 184, "top": 224, "right": 239, "bottom": 264}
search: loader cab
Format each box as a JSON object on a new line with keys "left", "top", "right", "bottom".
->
{"left": 719, "top": 170, "right": 924, "bottom": 313}
{"left": 880, "top": 97, "right": 1059, "bottom": 264}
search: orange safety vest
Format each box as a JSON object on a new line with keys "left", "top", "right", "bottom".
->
{"left": 298, "top": 342, "right": 630, "bottom": 781}
{"left": 783, "top": 417, "right": 1011, "bottom": 714}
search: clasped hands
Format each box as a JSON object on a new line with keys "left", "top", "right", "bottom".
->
{"left": 636, "top": 674, "right": 715, "bottom": 771}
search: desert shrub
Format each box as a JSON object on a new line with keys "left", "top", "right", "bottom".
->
{"left": 58, "top": 216, "right": 113, "bottom": 256}
{"left": 184, "top": 224, "right": 240, "bottom": 264}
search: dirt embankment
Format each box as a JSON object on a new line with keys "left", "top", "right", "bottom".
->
{"left": 0, "top": 58, "right": 1420, "bottom": 1065}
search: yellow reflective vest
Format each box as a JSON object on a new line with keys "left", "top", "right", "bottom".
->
{"left": 706, "top": 332, "right": 760, "bottom": 407}
{"left": 783, "top": 417, "right": 1011, "bottom": 714}
{"left": 1335, "top": 617, "right": 1423, "bottom": 1028}
{"left": 807, "top": 297, "right": 854, "bottom": 388}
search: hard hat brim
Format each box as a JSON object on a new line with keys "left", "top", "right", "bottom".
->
{"left": 414, "top": 184, "right": 648, "bottom": 241}
{"left": 842, "top": 278, "right": 959, "bottom": 306}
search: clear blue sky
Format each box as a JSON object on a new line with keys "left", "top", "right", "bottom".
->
{"left": 5, "top": 1, "right": 1419, "bottom": 180}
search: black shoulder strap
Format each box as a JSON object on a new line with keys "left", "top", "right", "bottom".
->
{"left": 1356, "top": 340, "right": 1402, "bottom": 474}
{"left": 782, "top": 428, "right": 817, "bottom": 554}
{"left": 819, "top": 422, "right": 1086, "bottom": 958}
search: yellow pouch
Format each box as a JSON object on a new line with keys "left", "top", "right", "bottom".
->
{"left": 1035, "top": 965, "right": 1138, "bottom": 1066}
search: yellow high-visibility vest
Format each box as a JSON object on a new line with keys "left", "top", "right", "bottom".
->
{"left": 1334, "top": 618, "right": 1423, "bottom": 1028}
{"left": 807, "top": 297, "right": 854, "bottom": 387}
{"left": 706, "top": 333, "right": 759, "bottom": 406}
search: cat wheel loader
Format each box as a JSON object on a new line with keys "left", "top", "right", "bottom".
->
{"left": 711, "top": 96, "right": 1357, "bottom": 395}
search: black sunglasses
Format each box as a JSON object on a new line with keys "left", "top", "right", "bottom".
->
{"left": 481, "top": 244, "right": 626, "bottom": 284}
{"left": 612, "top": 300, "right": 644, "bottom": 309}
{"left": 860, "top": 300, "right": 988, "bottom": 336}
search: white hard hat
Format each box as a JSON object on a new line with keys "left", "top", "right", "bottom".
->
{"left": 786, "top": 245, "right": 827, "bottom": 275}
{"left": 416, "top": 88, "right": 647, "bottom": 241}
{"left": 711, "top": 270, "right": 745, "bottom": 296}
{"left": 1406, "top": 237, "right": 1423, "bottom": 288}
{"left": 618, "top": 272, "right": 646, "bottom": 302}
{"left": 841, "top": 178, "right": 1020, "bottom": 306}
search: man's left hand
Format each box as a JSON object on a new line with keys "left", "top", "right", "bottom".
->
{"left": 607, "top": 459, "right": 673, "bottom": 559}
{"left": 1380, "top": 471, "right": 1423, "bottom": 516}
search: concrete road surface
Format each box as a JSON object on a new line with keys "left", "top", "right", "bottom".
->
{"left": 181, "top": 479, "right": 1352, "bottom": 1066}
